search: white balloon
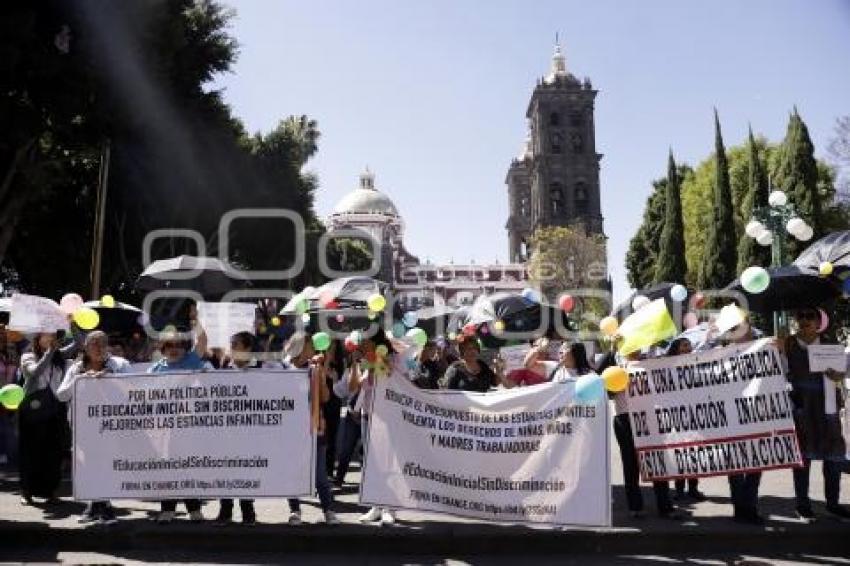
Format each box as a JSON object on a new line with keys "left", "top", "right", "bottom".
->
{"left": 670, "top": 284, "right": 688, "bottom": 302}
{"left": 797, "top": 225, "right": 814, "bottom": 241}
{"left": 756, "top": 230, "right": 773, "bottom": 246}
{"left": 786, "top": 217, "right": 804, "bottom": 237}
{"left": 745, "top": 220, "right": 764, "bottom": 238}
{"left": 768, "top": 190, "right": 787, "bottom": 207}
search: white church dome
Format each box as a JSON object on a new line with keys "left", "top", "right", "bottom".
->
{"left": 333, "top": 169, "right": 399, "bottom": 216}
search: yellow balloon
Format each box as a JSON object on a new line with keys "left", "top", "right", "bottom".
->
{"left": 100, "top": 295, "right": 116, "bottom": 308}
{"left": 493, "top": 320, "right": 506, "bottom": 332}
{"left": 271, "top": 316, "right": 281, "bottom": 327}
{"left": 819, "top": 261, "right": 834, "bottom": 276}
{"left": 73, "top": 307, "right": 100, "bottom": 330}
{"left": 367, "top": 294, "right": 387, "bottom": 312}
{"left": 599, "top": 316, "right": 619, "bottom": 337}
{"left": 602, "top": 366, "right": 629, "bottom": 393}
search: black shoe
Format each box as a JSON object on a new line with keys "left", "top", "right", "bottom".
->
{"left": 795, "top": 506, "right": 816, "bottom": 521}
{"left": 733, "top": 512, "right": 765, "bottom": 525}
{"left": 215, "top": 512, "right": 232, "bottom": 526}
{"left": 100, "top": 505, "right": 118, "bottom": 525}
{"left": 78, "top": 507, "right": 100, "bottom": 524}
{"left": 242, "top": 513, "right": 256, "bottom": 525}
{"left": 826, "top": 505, "right": 850, "bottom": 520}
{"left": 687, "top": 490, "right": 707, "bottom": 502}
{"left": 20, "top": 494, "right": 34, "bottom": 506}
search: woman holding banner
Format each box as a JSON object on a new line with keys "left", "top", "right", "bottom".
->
{"left": 57, "top": 330, "right": 131, "bottom": 524}
{"left": 18, "top": 332, "right": 69, "bottom": 506}
{"left": 214, "top": 331, "right": 261, "bottom": 525}
{"left": 442, "top": 336, "right": 508, "bottom": 392}
{"left": 148, "top": 328, "right": 207, "bottom": 523}
{"left": 282, "top": 331, "right": 339, "bottom": 525}
{"left": 783, "top": 308, "right": 849, "bottom": 520}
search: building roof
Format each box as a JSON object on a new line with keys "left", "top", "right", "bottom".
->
{"left": 332, "top": 168, "right": 400, "bottom": 216}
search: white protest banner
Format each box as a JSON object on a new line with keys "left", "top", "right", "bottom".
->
{"left": 361, "top": 372, "right": 610, "bottom": 527}
{"left": 806, "top": 344, "right": 847, "bottom": 373}
{"left": 8, "top": 293, "right": 69, "bottom": 333}
{"left": 196, "top": 302, "right": 256, "bottom": 349}
{"left": 73, "top": 370, "right": 314, "bottom": 500}
{"left": 625, "top": 339, "right": 802, "bottom": 482}
{"left": 499, "top": 344, "right": 530, "bottom": 374}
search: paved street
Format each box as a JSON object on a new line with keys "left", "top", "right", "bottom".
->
{"left": 2, "top": 446, "right": 848, "bottom": 563}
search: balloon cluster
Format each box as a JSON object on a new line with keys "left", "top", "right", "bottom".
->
{"left": 60, "top": 293, "right": 100, "bottom": 330}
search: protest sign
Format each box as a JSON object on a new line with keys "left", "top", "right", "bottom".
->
{"left": 73, "top": 370, "right": 313, "bottom": 500}
{"left": 196, "top": 302, "right": 256, "bottom": 349}
{"left": 8, "top": 293, "right": 69, "bottom": 333}
{"left": 806, "top": 344, "right": 847, "bottom": 373}
{"left": 625, "top": 339, "right": 802, "bottom": 481}
{"left": 361, "top": 372, "right": 610, "bottom": 527}
{"left": 499, "top": 344, "right": 530, "bottom": 373}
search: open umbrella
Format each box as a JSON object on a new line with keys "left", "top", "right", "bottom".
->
{"left": 280, "top": 276, "right": 388, "bottom": 314}
{"left": 136, "top": 255, "right": 250, "bottom": 297}
{"left": 794, "top": 230, "right": 850, "bottom": 281}
{"left": 464, "top": 292, "right": 573, "bottom": 344}
{"left": 81, "top": 300, "right": 143, "bottom": 334}
{"left": 724, "top": 265, "right": 840, "bottom": 313}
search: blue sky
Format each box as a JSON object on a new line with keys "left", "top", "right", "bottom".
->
{"left": 213, "top": 0, "right": 850, "bottom": 302}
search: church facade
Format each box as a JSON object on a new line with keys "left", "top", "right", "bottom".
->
{"left": 506, "top": 42, "right": 605, "bottom": 263}
{"left": 326, "top": 42, "right": 604, "bottom": 308}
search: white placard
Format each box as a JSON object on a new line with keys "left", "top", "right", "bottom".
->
{"left": 499, "top": 344, "right": 531, "bottom": 374}
{"left": 196, "top": 302, "right": 256, "bottom": 349}
{"left": 8, "top": 293, "right": 69, "bottom": 333}
{"left": 806, "top": 344, "right": 847, "bottom": 373}
{"left": 73, "top": 370, "right": 313, "bottom": 500}
{"left": 361, "top": 371, "right": 610, "bottom": 528}
{"left": 625, "top": 339, "right": 802, "bottom": 481}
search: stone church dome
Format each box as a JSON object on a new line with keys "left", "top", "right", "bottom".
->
{"left": 333, "top": 169, "right": 399, "bottom": 216}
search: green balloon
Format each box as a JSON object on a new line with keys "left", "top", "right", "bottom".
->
{"left": 312, "top": 332, "right": 331, "bottom": 352}
{"left": 741, "top": 266, "right": 770, "bottom": 294}
{"left": 406, "top": 327, "right": 428, "bottom": 348}
{"left": 295, "top": 297, "right": 310, "bottom": 315}
{"left": 0, "top": 384, "right": 25, "bottom": 410}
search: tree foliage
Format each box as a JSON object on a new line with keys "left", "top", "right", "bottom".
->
{"left": 654, "top": 151, "right": 687, "bottom": 283}
{"left": 736, "top": 126, "right": 771, "bottom": 272}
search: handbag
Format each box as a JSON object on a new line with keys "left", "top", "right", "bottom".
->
{"left": 19, "top": 386, "right": 60, "bottom": 423}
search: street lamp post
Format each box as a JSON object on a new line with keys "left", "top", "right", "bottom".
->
{"left": 744, "top": 189, "right": 813, "bottom": 334}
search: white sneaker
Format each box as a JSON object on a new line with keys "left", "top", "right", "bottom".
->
{"left": 358, "top": 507, "right": 382, "bottom": 523}
{"left": 380, "top": 509, "right": 396, "bottom": 525}
{"left": 323, "top": 511, "right": 340, "bottom": 525}
{"left": 189, "top": 510, "right": 204, "bottom": 522}
{"left": 157, "top": 511, "right": 175, "bottom": 524}
{"left": 287, "top": 511, "right": 302, "bottom": 525}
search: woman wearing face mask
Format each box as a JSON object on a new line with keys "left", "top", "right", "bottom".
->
{"left": 782, "top": 308, "right": 849, "bottom": 521}
{"left": 57, "top": 330, "right": 131, "bottom": 524}
{"left": 148, "top": 328, "right": 207, "bottom": 523}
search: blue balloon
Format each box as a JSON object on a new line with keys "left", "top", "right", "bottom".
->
{"left": 521, "top": 288, "right": 539, "bottom": 303}
{"left": 405, "top": 357, "right": 417, "bottom": 370}
{"left": 391, "top": 321, "right": 406, "bottom": 338}
{"left": 402, "top": 312, "right": 419, "bottom": 327}
{"left": 574, "top": 373, "right": 605, "bottom": 404}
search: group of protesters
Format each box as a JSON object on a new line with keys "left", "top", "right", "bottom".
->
{"left": 0, "top": 301, "right": 848, "bottom": 527}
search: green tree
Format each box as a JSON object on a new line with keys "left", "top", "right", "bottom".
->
{"left": 736, "top": 126, "right": 771, "bottom": 272}
{"left": 654, "top": 151, "right": 687, "bottom": 283}
{"left": 625, "top": 180, "right": 665, "bottom": 289}
{"left": 772, "top": 108, "right": 823, "bottom": 257}
{"left": 698, "top": 110, "right": 737, "bottom": 289}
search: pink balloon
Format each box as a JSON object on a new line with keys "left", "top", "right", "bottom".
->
{"left": 817, "top": 308, "right": 829, "bottom": 333}
{"left": 59, "top": 293, "right": 84, "bottom": 315}
{"left": 683, "top": 312, "right": 698, "bottom": 329}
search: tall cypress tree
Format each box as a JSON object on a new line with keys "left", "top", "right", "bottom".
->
{"left": 626, "top": 179, "right": 666, "bottom": 288}
{"left": 654, "top": 150, "right": 687, "bottom": 283}
{"left": 774, "top": 108, "right": 822, "bottom": 257}
{"left": 699, "top": 109, "right": 737, "bottom": 288}
{"left": 736, "top": 126, "right": 771, "bottom": 271}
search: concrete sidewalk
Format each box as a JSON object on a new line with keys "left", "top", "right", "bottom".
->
{"left": 2, "top": 457, "right": 848, "bottom": 557}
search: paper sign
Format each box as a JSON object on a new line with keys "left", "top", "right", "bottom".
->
{"left": 807, "top": 344, "right": 847, "bottom": 373}
{"left": 8, "top": 293, "right": 69, "bottom": 333}
{"left": 196, "top": 302, "right": 256, "bottom": 349}
{"left": 499, "top": 344, "right": 531, "bottom": 373}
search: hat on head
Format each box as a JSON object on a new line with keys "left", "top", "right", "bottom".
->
{"left": 283, "top": 331, "right": 308, "bottom": 360}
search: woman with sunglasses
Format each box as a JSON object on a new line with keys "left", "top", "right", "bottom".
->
{"left": 148, "top": 328, "right": 207, "bottom": 523}
{"left": 782, "top": 308, "right": 849, "bottom": 521}
{"left": 57, "top": 330, "right": 131, "bottom": 524}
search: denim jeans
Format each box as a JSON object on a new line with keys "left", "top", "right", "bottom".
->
{"left": 334, "top": 412, "right": 362, "bottom": 484}
{"left": 288, "top": 437, "right": 333, "bottom": 513}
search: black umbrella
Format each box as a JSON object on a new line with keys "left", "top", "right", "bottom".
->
{"left": 794, "top": 230, "right": 850, "bottom": 281}
{"left": 724, "top": 265, "right": 840, "bottom": 313}
{"left": 82, "top": 300, "right": 143, "bottom": 334}
{"left": 136, "top": 255, "right": 250, "bottom": 298}
{"left": 280, "top": 276, "right": 388, "bottom": 314}
{"left": 464, "top": 292, "right": 573, "bottom": 346}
